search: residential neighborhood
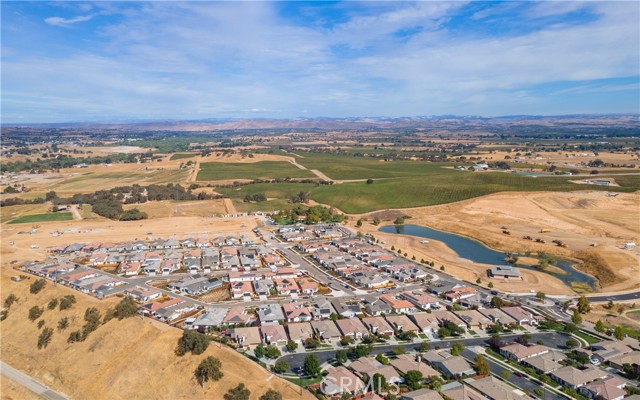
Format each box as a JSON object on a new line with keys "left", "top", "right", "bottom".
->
{"left": 11, "top": 224, "right": 640, "bottom": 400}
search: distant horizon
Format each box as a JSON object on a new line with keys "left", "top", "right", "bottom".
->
{"left": 3, "top": 112, "right": 639, "bottom": 128}
{"left": 2, "top": 1, "right": 639, "bottom": 123}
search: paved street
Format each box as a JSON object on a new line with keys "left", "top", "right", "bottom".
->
{"left": 1, "top": 361, "right": 68, "bottom": 400}
{"left": 587, "top": 291, "right": 640, "bottom": 302}
{"left": 277, "top": 331, "right": 571, "bottom": 373}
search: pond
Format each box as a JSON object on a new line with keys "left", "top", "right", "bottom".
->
{"left": 379, "top": 224, "right": 596, "bottom": 290}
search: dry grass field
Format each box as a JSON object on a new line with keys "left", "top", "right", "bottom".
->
{"left": 123, "top": 200, "right": 229, "bottom": 219}
{"left": 1, "top": 375, "right": 42, "bottom": 400}
{"left": 0, "top": 268, "right": 312, "bottom": 400}
{"left": 1, "top": 215, "right": 262, "bottom": 265}
{"left": 355, "top": 191, "right": 639, "bottom": 294}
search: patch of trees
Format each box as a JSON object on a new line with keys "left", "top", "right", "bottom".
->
{"left": 67, "top": 307, "right": 102, "bottom": 343}
{"left": 243, "top": 193, "right": 267, "bottom": 203}
{"left": 271, "top": 205, "right": 344, "bottom": 225}
{"left": 488, "top": 161, "right": 511, "bottom": 170}
{"left": 176, "top": 329, "right": 210, "bottom": 356}
{"left": 437, "top": 321, "right": 465, "bottom": 337}
{"left": 194, "top": 356, "right": 223, "bottom": 387}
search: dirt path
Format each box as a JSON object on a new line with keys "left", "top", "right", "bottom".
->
{"left": 223, "top": 198, "right": 237, "bottom": 214}
{"left": 70, "top": 205, "right": 82, "bottom": 221}
{"left": 187, "top": 158, "right": 200, "bottom": 183}
{"left": 288, "top": 158, "right": 308, "bottom": 170}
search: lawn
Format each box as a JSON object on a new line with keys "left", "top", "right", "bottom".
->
{"left": 574, "top": 331, "right": 600, "bottom": 345}
{"left": 169, "top": 153, "right": 196, "bottom": 160}
{"left": 197, "top": 161, "right": 315, "bottom": 181}
{"left": 8, "top": 212, "right": 73, "bottom": 224}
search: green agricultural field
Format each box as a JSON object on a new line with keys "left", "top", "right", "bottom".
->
{"left": 213, "top": 161, "right": 640, "bottom": 214}
{"left": 217, "top": 182, "right": 318, "bottom": 212}
{"left": 8, "top": 212, "right": 73, "bottom": 224}
{"left": 197, "top": 161, "right": 315, "bottom": 181}
{"left": 311, "top": 171, "right": 640, "bottom": 213}
{"left": 170, "top": 153, "right": 196, "bottom": 160}
{"left": 293, "top": 152, "right": 458, "bottom": 180}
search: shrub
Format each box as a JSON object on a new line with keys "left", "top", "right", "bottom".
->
{"left": 265, "top": 345, "right": 281, "bottom": 359}
{"left": 28, "top": 306, "right": 44, "bottom": 321}
{"left": 37, "top": 327, "right": 54, "bottom": 349}
{"left": 273, "top": 360, "right": 289, "bottom": 373}
{"left": 59, "top": 295, "right": 76, "bottom": 310}
{"left": 115, "top": 296, "right": 139, "bottom": 319}
{"left": 4, "top": 294, "right": 18, "bottom": 309}
{"left": 224, "top": 383, "right": 250, "bottom": 400}
{"left": 30, "top": 279, "right": 46, "bottom": 294}
{"left": 67, "top": 330, "right": 84, "bottom": 343}
{"left": 47, "top": 298, "right": 59, "bottom": 310}
{"left": 57, "top": 317, "right": 69, "bottom": 331}
{"left": 259, "top": 390, "right": 282, "bottom": 400}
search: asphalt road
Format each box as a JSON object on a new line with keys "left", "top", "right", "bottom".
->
{"left": 587, "top": 291, "right": 640, "bottom": 302}
{"left": 0, "top": 361, "right": 68, "bottom": 400}
{"left": 278, "top": 331, "right": 571, "bottom": 373}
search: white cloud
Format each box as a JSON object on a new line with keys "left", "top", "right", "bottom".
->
{"left": 3, "top": 1, "right": 638, "bottom": 122}
{"left": 44, "top": 14, "right": 97, "bottom": 27}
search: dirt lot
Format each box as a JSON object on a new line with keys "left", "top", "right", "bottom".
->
{"left": 583, "top": 304, "right": 640, "bottom": 330}
{"left": 123, "top": 200, "right": 229, "bottom": 219}
{"left": 355, "top": 191, "right": 639, "bottom": 294}
{"left": 1, "top": 216, "right": 262, "bottom": 265}
{"left": 0, "top": 268, "right": 312, "bottom": 400}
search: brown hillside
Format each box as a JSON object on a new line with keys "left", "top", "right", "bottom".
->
{"left": 0, "top": 269, "right": 313, "bottom": 400}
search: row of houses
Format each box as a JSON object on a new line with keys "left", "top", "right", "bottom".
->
{"left": 19, "top": 261, "right": 127, "bottom": 298}
{"left": 499, "top": 340, "right": 637, "bottom": 400}
{"left": 52, "top": 235, "right": 258, "bottom": 254}
{"left": 277, "top": 225, "right": 346, "bottom": 242}
{"left": 230, "top": 276, "right": 319, "bottom": 299}
{"left": 190, "top": 302, "right": 543, "bottom": 350}
{"left": 303, "top": 237, "right": 433, "bottom": 289}
{"left": 322, "top": 349, "right": 524, "bottom": 399}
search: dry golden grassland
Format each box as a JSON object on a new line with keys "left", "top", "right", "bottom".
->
{"left": 0, "top": 268, "right": 312, "bottom": 400}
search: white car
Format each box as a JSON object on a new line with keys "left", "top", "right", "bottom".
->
{"left": 590, "top": 358, "right": 600, "bottom": 365}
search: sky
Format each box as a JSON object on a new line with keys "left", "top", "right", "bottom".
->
{"left": 2, "top": 1, "right": 639, "bottom": 123}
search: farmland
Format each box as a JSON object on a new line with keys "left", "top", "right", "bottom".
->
{"left": 169, "top": 153, "right": 197, "bottom": 160}
{"left": 8, "top": 212, "right": 73, "bottom": 224}
{"left": 49, "top": 169, "right": 189, "bottom": 193}
{"left": 292, "top": 152, "right": 454, "bottom": 180}
{"left": 216, "top": 156, "right": 640, "bottom": 213}
{"left": 197, "top": 161, "right": 315, "bottom": 181}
